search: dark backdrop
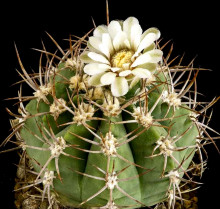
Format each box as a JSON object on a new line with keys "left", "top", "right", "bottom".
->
{"left": 1, "top": 1, "right": 219, "bottom": 208}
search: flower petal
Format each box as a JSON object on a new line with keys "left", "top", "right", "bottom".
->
{"left": 111, "top": 67, "right": 121, "bottom": 72}
{"left": 88, "top": 52, "right": 110, "bottom": 64}
{"left": 89, "top": 37, "right": 102, "bottom": 51}
{"left": 123, "top": 17, "right": 139, "bottom": 35}
{"left": 108, "top": 20, "right": 122, "bottom": 39}
{"left": 119, "top": 70, "right": 132, "bottom": 77}
{"left": 101, "top": 33, "right": 114, "bottom": 56}
{"left": 113, "top": 31, "right": 130, "bottom": 51}
{"left": 143, "top": 43, "right": 155, "bottom": 53}
{"left": 100, "top": 72, "right": 116, "bottom": 85}
{"left": 137, "top": 63, "right": 157, "bottom": 72}
{"left": 111, "top": 77, "right": 129, "bottom": 97}
{"left": 84, "top": 63, "right": 110, "bottom": 75}
{"left": 123, "top": 17, "right": 142, "bottom": 50}
{"left": 89, "top": 37, "right": 109, "bottom": 58}
{"left": 122, "top": 63, "right": 130, "bottom": 71}
{"left": 147, "top": 49, "right": 163, "bottom": 63}
{"left": 132, "top": 68, "right": 152, "bottom": 78}
{"left": 98, "top": 44, "right": 110, "bottom": 58}
{"left": 130, "top": 76, "right": 140, "bottom": 88}
{"left": 137, "top": 33, "right": 157, "bottom": 53}
{"left": 87, "top": 40, "right": 103, "bottom": 54}
{"left": 93, "top": 25, "right": 108, "bottom": 39}
{"left": 88, "top": 73, "right": 106, "bottom": 87}
{"left": 130, "top": 24, "right": 142, "bottom": 50}
{"left": 80, "top": 51, "right": 93, "bottom": 63}
{"left": 141, "top": 27, "right": 161, "bottom": 41}
{"left": 131, "top": 49, "right": 163, "bottom": 67}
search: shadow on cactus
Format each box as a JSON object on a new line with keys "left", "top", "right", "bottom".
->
{"left": 1, "top": 14, "right": 220, "bottom": 209}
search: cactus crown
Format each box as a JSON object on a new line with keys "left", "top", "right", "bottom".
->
{"left": 1, "top": 14, "right": 220, "bottom": 209}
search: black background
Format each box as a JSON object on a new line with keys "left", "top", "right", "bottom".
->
{"left": 0, "top": 0, "right": 219, "bottom": 208}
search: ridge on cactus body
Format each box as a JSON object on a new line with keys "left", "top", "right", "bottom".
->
{"left": 1, "top": 14, "right": 220, "bottom": 209}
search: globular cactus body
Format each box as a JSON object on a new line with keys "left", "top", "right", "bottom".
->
{"left": 19, "top": 65, "right": 198, "bottom": 208}
{"left": 3, "top": 16, "right": 219, "bottom": 209}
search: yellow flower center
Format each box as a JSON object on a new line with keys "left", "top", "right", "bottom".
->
{"left": 111, "top": 50, "right": 134, "bottom": 68}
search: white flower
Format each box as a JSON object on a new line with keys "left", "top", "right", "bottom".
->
{"left": 80, "top": 17, "right": 163, "bottom": 97}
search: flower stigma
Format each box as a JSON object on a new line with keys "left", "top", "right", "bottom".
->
{"left": 111, "top": 49, "right": 134, "bottom": 68}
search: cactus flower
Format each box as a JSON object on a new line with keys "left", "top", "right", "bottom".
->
{"left": 81, "top": 17, "right": 163, "bottom": 96}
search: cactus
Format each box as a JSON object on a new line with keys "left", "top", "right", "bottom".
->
{"left": 1, "top": 15, "right": 219, "bottom": 209}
